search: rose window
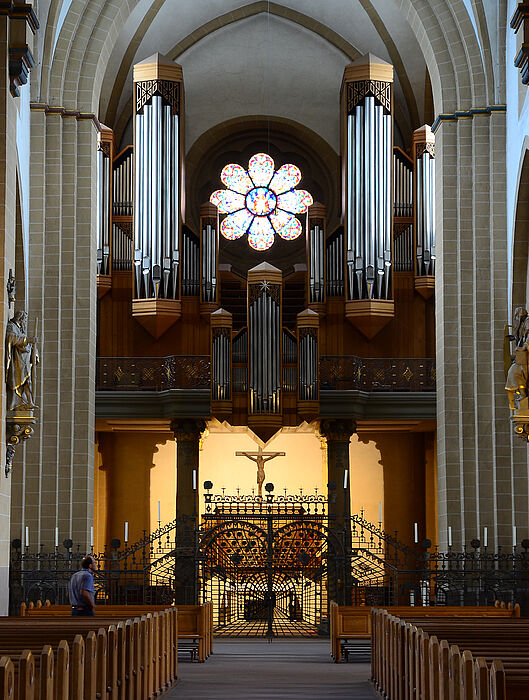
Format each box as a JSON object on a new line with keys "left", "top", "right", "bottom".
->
{"left": 210, "top": 153, "right": 313, "bottom": 251}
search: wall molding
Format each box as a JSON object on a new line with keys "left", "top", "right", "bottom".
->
{"left": 432, "top": 105, "right": 507, "bottom": 132}
{"left": 30, "top": 102, "right": 102, "bottom": 131}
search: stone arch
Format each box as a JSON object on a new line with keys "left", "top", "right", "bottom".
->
{"left": 511, "top": 140, "right": 529, "bottom": 311}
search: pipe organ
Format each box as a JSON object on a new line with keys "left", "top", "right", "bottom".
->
{"left": 326, "top": 228, "right": 344, "bottom": 297}
{"left": 113, "top": 146, "right": 133, "bottom": 217}
{"left": 413, "top": 125, "right": 436, "bottom": 299}
{"left": 131, "top": 54, "right": 183, "bottom": 339}
{"left": 96, "top": 127, "right": 113, "bottom": 292}
{"left": 308, "top": 203, "right": 326, "bottom": 313}
{"left": 211, "top": 309, "right": 232, "bottom": 413}
{"left": 297, "top": 310, "right": 319, "bottom": 416}
{"left": 393, "top": 149, "right": 413, "bottom": 218}
{"left": 342, "top": 54, "right": 395, "bottom": 339}
{"left": 247, "top": 264, "right": 282, "bottom": 436}
{"left": 200, "top": 203, "right": 218, "bottom": 314}
{"left": 181, "top": 227, "right": 200, "bottom": 296}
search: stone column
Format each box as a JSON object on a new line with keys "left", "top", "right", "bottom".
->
{"left": 320, "top": 419, "right": 356, "bottom": 605}
{"left": 171, "top": 418, "right": 206, "bottom": 604}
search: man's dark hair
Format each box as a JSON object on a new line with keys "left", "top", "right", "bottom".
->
{"left": 81, "top": 555, "right": 93, "bottom": 569}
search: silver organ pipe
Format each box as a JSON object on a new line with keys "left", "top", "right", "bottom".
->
{"left": 200, "top": 204, "right": 217, "bottom": 304}
{"left": 111, "top": 224, "right": 134, "bottom": 271}
{"left": 308, "top": 206, "right": 326, "bottom": 305}
{"left": 392, "top": 149, "right": 413, "bottom": 218}
{"left": 181, "top": 227, "right": 200, "bottom": 295}
{"left": 326, "top": 228, "right": 344, "bottom": 297}
{"left": 212, "top": 328, "right": 231, "bottom": 401}
{"left": 248, "top": 277, "right": 281, "bottom": 415}
{"left": 133, "top": 61, "right": 182, "bottom": 300}
{"left": 344, "top": 59, "right": 393, "bottom": 301}
{"left": 413, "top": 125, "right": 436, "bottom": 276}
{"left": 298, "top": 331, "right": 318, "bottom": 401}
{"left": 394, "top": 225, "right": 413, "bottom": 271}
{"left": 96, "top": 138, "right": 111, "bottom": 275}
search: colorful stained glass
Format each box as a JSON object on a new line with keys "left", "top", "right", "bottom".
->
{"left": 268, "top": 163, "right": 301, "bottom": 195}
{"left": 248, "top": 217, "right": 275, "bottom": 251}
{"left": 277, "top": 189, "right": 313, "bottom": 214}
{"left": 220, "top": 209, "right": 253, "bottom": 240}
{"left": 248, "top": 153, "right": 274, "bottom": 187}
{"left": 245, "top": 187, "right": 277, "bottom": 216}
{"left": 221, "top": 164, "right": 253, "bottom": 194}
{"left": 210, "top": 153, "right": 313, "bottom": 251}
{"left": 210, "top": 190, "right": 245, "bottom": 214}
{"left": 276, "top": 215, "right": 302, "bottom": 240}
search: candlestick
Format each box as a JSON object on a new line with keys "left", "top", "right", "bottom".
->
{"left": 414, "top": 522, "right": 418, "bottom": 544}
{"left": 343, "top": 470, "right": 348, "bottom": 489}
{"left": 448, "top": 526, "right": 452, "bottom": 547}
{"left": 90, "top": 526, "right": 94, "bottom": 547}
{"left": 124, "top": 521, "right": 129, "bottom": 543}
{"left": 483, "top": 526, "right": 488, "bottom": 548}
{"left": 379, "top": 502, "right": 382, "bottom": 523}
{"left": 158, "top": 501, "right": 161, "bottom": 521}
{"left": 192, "top": 469, "right": 197, "bottom": 490}
{"left": 55, "top": 527, "right": 58, "bottom": 548}
{"left": 25, "top": 526, "right": 29, "bottom": 548}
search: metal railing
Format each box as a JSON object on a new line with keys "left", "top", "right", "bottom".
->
{"left": 96, "top": 355, "right": 210, "bottom": 391}
{"left": 320, "top": 355, "right": 435, "bottom": 392}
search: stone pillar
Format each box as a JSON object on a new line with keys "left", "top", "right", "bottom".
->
{"left": 171, "top": 418, "right": 206, "bottom": 604}
{"left": 436, "top": 112, "right": 511, "bottom": 550}
{"left": 320, "top": 419, "right": 356, "bottom": 605}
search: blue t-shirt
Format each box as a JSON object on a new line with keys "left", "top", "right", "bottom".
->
{"left": 68, "top": 569, "right": 95, "bottom": 606}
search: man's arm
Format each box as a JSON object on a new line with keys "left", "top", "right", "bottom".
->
{"left": 80, "top": 572, "right": 95, "bottom": 610}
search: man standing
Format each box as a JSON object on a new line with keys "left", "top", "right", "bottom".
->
{"left": 68, "top": 555, "right": 97, "bottom": 616}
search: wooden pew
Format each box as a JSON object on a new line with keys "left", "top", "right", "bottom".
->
{"left": 371, "top": 608, "right": 529, "bottom": 700}
{"left": 0, "top": 607, "right": 178, "bottom": 699}
{"left": 330, "top": 602, "right": 519, "bottom": 663}
{"left": 23, "top": 599, "right": 213, "bottom": 662}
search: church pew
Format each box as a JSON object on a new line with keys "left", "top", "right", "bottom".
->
{"left": 22, "top": 600, "right": 212, "bottom": 662}
{"left": 329, "top": 601, "right": 519, "bottom": 662}
{"left": 371, "top": 608, "right": 529, "bottom": 700}
{"left": 0, "top": 607, "right": 178, "bottom": 699}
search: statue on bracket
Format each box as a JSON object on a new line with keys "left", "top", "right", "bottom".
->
{"left": 4, "top": 277, "right": 38, "bottom": 476}
{"left": 505, "top": 306, "right": 529, "bottom": 441}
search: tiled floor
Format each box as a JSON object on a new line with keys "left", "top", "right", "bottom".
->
{"left": 166, "top": 639, "right": 377, "bottom": 699}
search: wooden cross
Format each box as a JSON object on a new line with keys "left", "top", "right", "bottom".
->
{"left": 236, "top": 446, "right": 286, "bottom": 498}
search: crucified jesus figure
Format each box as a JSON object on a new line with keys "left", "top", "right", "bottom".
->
{"left": 236, "top": 446, "right": 286, "bottom": 497}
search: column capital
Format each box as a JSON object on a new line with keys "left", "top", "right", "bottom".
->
{"left": 170, "top": 418, "right": 207, "bottom": 442}
{"left": 320, "top": 419, "right": 356, "bottom": 443}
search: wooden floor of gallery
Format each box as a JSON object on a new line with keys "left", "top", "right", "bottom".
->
{"left": 169, "top": 639, "right": 377, "bottom": 699}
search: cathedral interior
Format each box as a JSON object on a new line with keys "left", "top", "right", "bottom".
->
{"left": 0, "top": 0, "right": 528, "bottom": 653}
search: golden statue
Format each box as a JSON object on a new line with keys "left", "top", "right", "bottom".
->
{"left": 505, "top": 307, "right": 529, "bottom": 439}
{"left": 6, "top": 310, "right": 39, "bottom": 411}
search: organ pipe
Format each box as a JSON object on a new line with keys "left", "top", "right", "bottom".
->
{"left": 248, "top": 265, "right": 282, "bottom": 415}
{"left": 342, "top": 56, "right": 393, "bottom": 302}
{"left": 211, "top": 309, "right": 232, "bottom": 404}
{"left": 133, "top": 56, "right": 183, "bottom": 300}
{"left": 200, "top": 202, "right": 218, "bottom": 307}
{"left": 308, "top": 203, "right": 326, "bottom": 307}
{"left": 96, "top": 127, "right": 113, "bottom": 277}
{"left": 326, "top": 228, "right": 344, "bottom": 297}
{"left": 413, "top": 125, "right": 436, "bottom": 277}
{"left": 297, "top": 309, "right": 320, "bottom": 415}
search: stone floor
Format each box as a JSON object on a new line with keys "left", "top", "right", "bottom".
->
{"left": 166, "top": 639, "right": 378, "bottom": 699}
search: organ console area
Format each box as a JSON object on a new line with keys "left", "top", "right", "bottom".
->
{"left": 95, "top": 52, "right": 437, "bottom": 548}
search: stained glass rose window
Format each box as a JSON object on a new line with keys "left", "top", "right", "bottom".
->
{"left": 210, "top": 153, "right": 313, "bottom": 251}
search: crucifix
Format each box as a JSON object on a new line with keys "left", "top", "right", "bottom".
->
{"left": 236, "top": 446, "right": 286, "bottom": 497}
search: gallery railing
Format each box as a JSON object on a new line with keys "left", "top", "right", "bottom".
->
{"left": 320, "top": 355, "right": 435, "bottom": 392}
{"left": 96, "top": 355, "right": 210, "bottom": 390}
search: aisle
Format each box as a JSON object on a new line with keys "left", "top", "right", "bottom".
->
{"left": 166, "top": 639, "right": 377, "bottom": 699}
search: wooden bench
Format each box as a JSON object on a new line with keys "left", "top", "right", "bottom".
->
{"left": 371, "top": 607, "right": 529, "bottom": 700}
{"left": 23, "top": 599, "right": 214, "bottom": 662}
{"left": 0, "top": 606, "right": 178, "bottom": 699}
{"left": 329, "top": 601, "right": 519, "bottom": 663}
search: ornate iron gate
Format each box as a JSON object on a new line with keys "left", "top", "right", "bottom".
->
{"left": 198, "top": 491, "right": 345, "bottom": 637}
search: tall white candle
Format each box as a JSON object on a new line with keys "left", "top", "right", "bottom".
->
{"left": 55, "top": 527, "right": 59, "bottom": 548}
{"left": 483, "top": 527, "right": 488, "bottom": 548}
{"left": 513, "top": 525, "right": 517, "bottom": 547}
{"left": 192, "top": 469, "right": 197, "bottom": 490}
{"left": 124, "top": 521, "right": 129, "bottom": 543}
{"left": 90, "top": 527, "right": 94, "bottom": 547}
{"left": 158, "top": 501, "right": 161, "bottom": 521}
{"left": 25, "top": 526, "right": 29, "bottom": 548}
{"left": 448, "top": 526, "right": 452, "bottom": 547}
{"left": 343, "top": 470, "right": 348, "bottom": 489}
{"left": 379, "top": 502, "right": 382, "bottom": 522}
{"left": 414, "top": 522, "right": 418, "bottom": 544}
